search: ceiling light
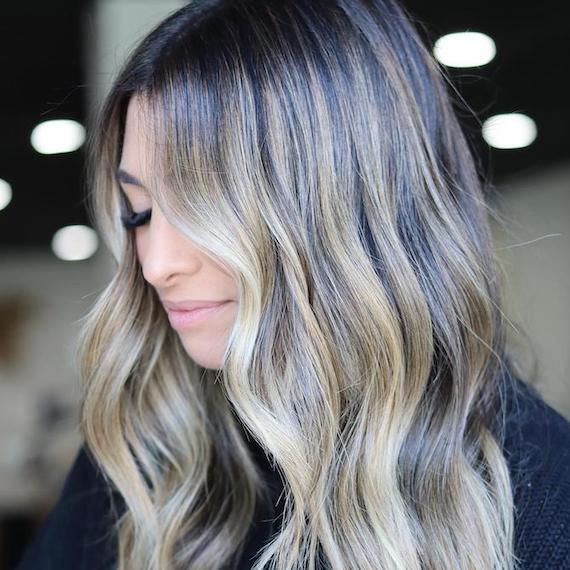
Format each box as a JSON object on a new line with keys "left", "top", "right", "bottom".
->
{"left": 51, "top": 225, "right": 98, "bottom": 261}
{"left": 433, "top": 31, "right": 496, "bottom": 68}
{"left": 482, "top": 113, "right": 537, "bottom": 149}
{"left": 31, "top": 119, "right": 86, "bottom": 155}
{"left": 0, "top": 178, "right": 12, "bottom": 211}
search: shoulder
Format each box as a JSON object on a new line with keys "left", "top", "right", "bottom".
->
{"left": 16, "top": 443, "right": 122, "bottom": 570}
{"left": 501, "top": 375, "right": 570, "bottom": 569}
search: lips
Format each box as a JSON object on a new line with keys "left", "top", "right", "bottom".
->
{"left": 164, "top": 301, "right": 231, "bottom": 330}
{"left": 162, "top": 299, "right": 229, "bottom": 312}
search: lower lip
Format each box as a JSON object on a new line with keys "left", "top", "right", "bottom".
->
{"left": 166, "top": 301, "right": 231, "bottom": 330}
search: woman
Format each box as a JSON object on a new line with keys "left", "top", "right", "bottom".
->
{"left": 17, "top": 0, "right": 570, "bottom": 569}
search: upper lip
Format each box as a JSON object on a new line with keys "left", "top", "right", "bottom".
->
{"left": 162, "top": 299, "right": 229, "bottom": 312}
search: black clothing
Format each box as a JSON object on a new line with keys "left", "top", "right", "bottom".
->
{"left": 15, "top": 375, "right": 570, "bottom": 569}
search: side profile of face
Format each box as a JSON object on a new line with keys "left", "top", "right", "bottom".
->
{"left": 117, "top": 95, "right": 238, "bottom": 370}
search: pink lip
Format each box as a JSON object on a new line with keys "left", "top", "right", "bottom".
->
{"left": 166, "top": 301, "right": 231, "bottom": 330}
{"left": 163, "top": 299, "right": 230, "bottom": 311}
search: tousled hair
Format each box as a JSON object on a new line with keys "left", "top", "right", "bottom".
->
{"left": 79, "top": 0, "right": 533, "bottom": 568}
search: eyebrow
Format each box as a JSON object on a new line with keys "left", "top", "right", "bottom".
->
{"left": 116, "top": 167, "right": 148, "bottom": 190}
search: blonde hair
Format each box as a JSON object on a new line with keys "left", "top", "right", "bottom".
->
{"left": 78, "top": 0, "right": 532, "bottom": 568}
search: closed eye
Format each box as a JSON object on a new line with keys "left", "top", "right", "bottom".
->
{"left": 121, "top": 208, "right": 152, "bottom": 229}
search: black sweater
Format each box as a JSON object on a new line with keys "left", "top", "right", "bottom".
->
{"left": 15, "top": 376, "right": 570, "bottom": 569}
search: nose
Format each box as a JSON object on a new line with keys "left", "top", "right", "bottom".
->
{"left": 139, "top": 205, "right": 200, "bottom": 288}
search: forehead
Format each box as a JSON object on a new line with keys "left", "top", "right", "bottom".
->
{"left": 119, "top": 95, "right": 158, "bottom": 177}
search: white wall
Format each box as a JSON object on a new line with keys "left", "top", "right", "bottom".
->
{"left": 83, "top": 0, "right": 187, "bottom": 124}
{"left": 491, "top": 160, "right": 570, "bottom": 416}
{"left": 0, "top": 248, "right": 112, "bottom": 510}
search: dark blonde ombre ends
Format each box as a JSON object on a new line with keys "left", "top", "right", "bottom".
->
{"left": 79, "top": 0, "right": 530, "bottom": 568}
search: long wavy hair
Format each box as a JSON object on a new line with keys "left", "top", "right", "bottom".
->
{"left": 77, "top": 0, "right": 534, "bottom": 568}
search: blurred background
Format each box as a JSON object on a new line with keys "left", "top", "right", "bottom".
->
{"left": 0, "top": 0, "right": 568, "bottom": 567}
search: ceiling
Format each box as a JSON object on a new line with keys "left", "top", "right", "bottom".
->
{"left": 0, "top": 0, "right": 566, "bottom": 250}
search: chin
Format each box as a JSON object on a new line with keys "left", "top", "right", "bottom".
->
{"left": 186, "top": 349, "right": 223, "bottom": 370}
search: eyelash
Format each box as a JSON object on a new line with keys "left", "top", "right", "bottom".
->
{"left": 120, "top": 208, "right": 152, "bottom": 229}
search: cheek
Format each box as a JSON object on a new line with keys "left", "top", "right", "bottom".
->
{"left": 134, "top": 232, "right": 148, "bottom": 265}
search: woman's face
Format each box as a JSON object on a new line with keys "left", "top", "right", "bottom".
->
{"left": 117, "top": 95, "right": 238, "bottom": 370}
